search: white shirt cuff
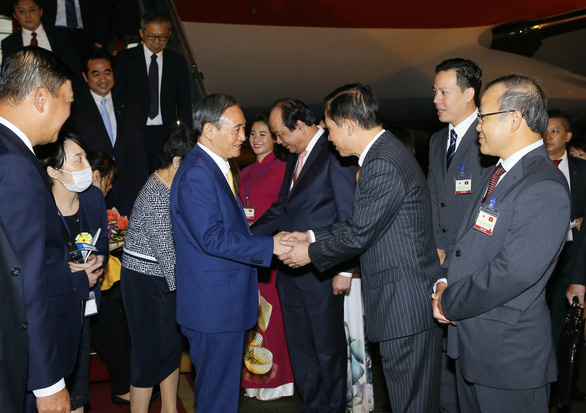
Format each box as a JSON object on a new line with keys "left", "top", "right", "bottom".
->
{"left": 308, "top": 230, "right": 316, "bottom": 243}
{"left": 338, "top": 272, "right": 352, "bottom": 278}
{"left": 433, "top": 278, "right": 448, "bottom": 293}
{"left": 33, "top": 378, "right": 65, "bottom": 397}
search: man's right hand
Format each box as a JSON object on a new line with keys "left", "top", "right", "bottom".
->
{"left": 36, "top": 387, "right": 70, "bottom": 413}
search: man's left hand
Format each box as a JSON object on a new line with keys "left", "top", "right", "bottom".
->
{"left": 279, "top": 239, "right": 311, "bottom": 268}
{"left": 566, "top": 283, "right": 586, "bottom": 308}
{"left": 332, "top": 274, "right": 352, "bottom": 295}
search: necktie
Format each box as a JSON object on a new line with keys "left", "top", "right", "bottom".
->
{"left": 293, "top": 150, "right": 307, "bottom": 183}
{"left": 148, "top": 54, "right": 159, "bottom": 120}
{"left": 100, "top": 98, "right": 115, "bottom": 146}
{"left": 482, "top": 164, "right": 506, "bottom": 203}
{"left": 553, "top": 159, "right": 562, "bottom": 167}
{"left": 446, "top": 129, "right": 457, "bottom": 170}
{"left": 65, "top": 0, "right": 78, "bottom": 30}
{"left": 30, "top": 32, "right": 38, "bottom": 46}
{"left": 226, "top": 169, "right": 236, "bottom": 199}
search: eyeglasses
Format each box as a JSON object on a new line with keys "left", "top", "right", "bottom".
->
{"left": 144, "top": 35, "right": 169, "bottom": 42}
{"left": 15, "top": 7, "right": 40, "bottom": 15}
{"left": 477, "top": 110, "right": 518, "bottom": 123}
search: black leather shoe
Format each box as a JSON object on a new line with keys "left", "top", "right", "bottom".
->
{"left": 111, "top": 394, "right": 130, "bottom": 406}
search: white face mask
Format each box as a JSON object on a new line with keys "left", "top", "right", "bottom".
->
{"left": 57, "top": 167, "right": 93, "bottom": 193}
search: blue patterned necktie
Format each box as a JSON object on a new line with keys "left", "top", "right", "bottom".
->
{"left": 100, "top": 98, "right": 115, "bottom": 146}
{"left": 446, "top": 129, "right": 457, "bottom": 170}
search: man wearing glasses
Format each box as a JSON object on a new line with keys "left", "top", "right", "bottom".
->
{"left": 1, "top": 0, "right": 79, "bottom": 74}
{"left": 432, "top": 74, "right": 570, "bottom": 412}
{"left": 428, "top": 58, "right": 495, "bottom": 413}
{"left": 115, "top": 11, "right": 192, "bottom": 172}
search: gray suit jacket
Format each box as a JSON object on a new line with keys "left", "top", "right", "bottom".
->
{"left": 309, "top": 131, "right": 440, "bottom": 341}
{"left": 427, "top": 121, "right": 495, "bottom": 256}
{"left": 442, "top": 144, "right": 570, "bottom": 389}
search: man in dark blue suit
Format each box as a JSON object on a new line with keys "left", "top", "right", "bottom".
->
{"left": 279, "top": 85, "right": 442, "bottom": 412}
{"left": 171, "top": 94, "right": 284, "bottom": 413}
{"left": 1, "top": 0, "right": 80, "bottom": 74}
{"left": 252, "top": 98, "right": 358, "bottom": 413}
{"left": 0, "top": 47, "right": 83, "bottom": 413}
{"left": 115, "top": 11, "right": 192, "bottom": 172}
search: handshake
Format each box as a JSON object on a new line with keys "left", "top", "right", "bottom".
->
{"left": 272, "top": 231, "right": 312, "bottom": 268}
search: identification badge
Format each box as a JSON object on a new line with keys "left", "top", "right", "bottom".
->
{"left": 84, "top": 290, "right": 98, "bottom": 317}
{"left": 474, "top": 198, "right": 499, "bottom": 236}
{"left": 244, "top": 205, "right": 255, "bottom": 219}
{"left": 454, "top": 165, "right": 472, "bottom": 194}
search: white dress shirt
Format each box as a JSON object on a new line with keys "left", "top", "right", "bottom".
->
{"left": 21, "top": 24, "right": 51, "bottom": 50}
{"left": 447, "top": 109, "right": 478, "bottom": 152}
{"left": 55, "top": 0, "right": 83, "bottom": 29}
{"left": 90, "top": 90, "right": 117, "bottom": 144}
{"left": 197, "top": 142, "right": 231, "bottom": 185}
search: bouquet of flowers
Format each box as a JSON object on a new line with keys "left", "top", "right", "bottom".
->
{"left": 107, "top": 207, "right": 129, "bottom": 251}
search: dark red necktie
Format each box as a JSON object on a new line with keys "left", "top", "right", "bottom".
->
{"left": 30, "top": 32, "right": 38, "bottom": 46}
{"left": 482, "top": 164, "right": 506, "bottom": 203}
{"left": 553, "top": 159, "right": 562, "bottom": 167}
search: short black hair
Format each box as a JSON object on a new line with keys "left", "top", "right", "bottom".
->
{"left": 547, "top": 109, "right": 571, "bottom": 133}
{"left": 158, "top": 123, "right": 197, "bottom": 168}
{"left": 570, "top": 135, "right": 586, "bottom": 153}
{"left": 37, "top": 133, "right": 88, "bottom": 172}
{"left": 81, "top": 46, "right": 114, "bottom": 75}
{"left": 12, "top": 0, "right": 42, "bottom": 12}
{"left": 192, "top": 93, "right": 239, "bottom": 138}
{"left": 270, "top": 98, "right": 315, "bottom": 131}
{"left": 0, "top": 46, "right": 72, "bottom": 105}
{"left": 324, "top": 83, "right": 381, "bottom": 130}
{"left": 436, "top": 58, "right": 482, "bottom": 107}
{"left": 87, "top": 148, "right": 118, "bottom": 180}
{"left": 140, "top": 11, "right": 171, "bottom": 30}
{"left": 486, "top": 74, "right": 548, "bottom": 135}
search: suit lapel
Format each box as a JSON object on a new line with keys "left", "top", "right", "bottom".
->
{"left": 287, "top": 132, "right": 328, "bottom": 198}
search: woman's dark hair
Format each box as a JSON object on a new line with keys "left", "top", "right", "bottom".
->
{"left": 87, "top": 148, "right": 118, "bottom": 180}
{"left": 37, "top": 132, "right": 88, "bottom": 171}
{"left": 158, "top": 123, "right": 197, "bottom": 168}
{"left": 251, "top": 111, "right": 288, "bottom": 162}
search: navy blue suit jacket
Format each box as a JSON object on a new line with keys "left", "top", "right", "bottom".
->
{"left": 0, "top": 124, "right": 81, "bottom": 391}
{"left": 171, "top": 144, "right": 273, "bottom": 333}
{"left": 252, "top": 131, "right": 359, "bottom": 289}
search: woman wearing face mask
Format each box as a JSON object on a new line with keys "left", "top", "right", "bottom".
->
{"left": 37, "top": 133, "right": 109, "bottom": 413}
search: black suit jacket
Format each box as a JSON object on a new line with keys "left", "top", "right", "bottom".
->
{"left": 0, "top": 217, "right": 27, "bottom": 413}
{"left": 1, "top": 26, "right": 80, "bottom": 74}
{"left": 252, "top": 131, "right": 359, "bottom": 289}
{"left": 68, "top": 89, "right": 149, "bottom": 216}
{"left": 114, "top": 45, "right": 192, "bottom": 135}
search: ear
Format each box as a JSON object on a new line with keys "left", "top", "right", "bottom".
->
{"left": 33, "top": 87, "right": 48, "bottom": 113}
{"left": 82, "top": 72, "right": 89, "bottom": 84}
{"left": 172, "top": 156, "right": 182, "bottom": 169}
{"left": 344, "top": 119, "right": 354, "bottom": 136}
{"left": 566, "top": 131, "right": 573, "bottom": 144}
{"left": 92, "top": 170, "right": 101, "bottom": 183}
{"left": 202, "top": 122, "right": 215, "bottom": 142}
{"left": 295, "top": 120, "right": 304, "bottom": 131}
{"left": 510, "top": 110, "right": 523, "bottom": 133}
{"left": 138, "top": 28, "right": 144, "bottom": 41}
{"left": 465, "top": 88, "right": 475, "bottom": 104}
{"left": 46, "top": 166, "right": 60, "bottom": 180}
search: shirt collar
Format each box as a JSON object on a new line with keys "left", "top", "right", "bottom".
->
{"left": 358, "top": 129, "right": 386, "bottom": 166}
{"left": 197, "top": 142, "right": 230, "bottom": 175}
{"left": 89, "top": 90, "right": 112, "bottom": 106}
{"left": 0, "top": 116, "right": 34, "bottom": 153}
{"left": 500, "top": 139, "right": 544, "bottom": 172}
{"left": 21, "top": 23, "right": 45, "bottom": 37}
{"left": 143, "top": 44, "right": 163, "bottom": 61}
{"left": 303, "top": 125, "right": 325, "bottom": 156}
{"left": 449, "top": 109, "right": 478, "bottom": 139}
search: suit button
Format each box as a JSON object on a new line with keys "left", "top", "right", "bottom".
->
{"left": 11, "top": 267, "right": 21, "bottom": 277}
{"left": 455, "top": 250, "right": 461, "bottom": 257}
{"left": 440, "top": 203, "right": 446, "bottom": 207}
{"left": 73, "top": 287, "right": 77, "bottom": 293}
{"left": 442, "top": 228, "right": 447, "bottom": 233}
{"left": 27, "top": 373, "right": 31, "bottom": 379}
{"left": 22, "top": 322, "right": 28, "bottom": 330}
{"left": 259, "top": 260, "right": 263, "bottom": 264}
